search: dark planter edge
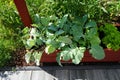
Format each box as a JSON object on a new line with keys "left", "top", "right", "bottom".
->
{"left": 1, "top": 63, "right": 120, "bottom": 71}
{"left": 41, "top": 49, "right": 120, "bottom": 62}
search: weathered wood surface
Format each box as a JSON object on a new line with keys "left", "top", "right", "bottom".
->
{"left": 0, "top": 67, "right": 120, "bottom": 80}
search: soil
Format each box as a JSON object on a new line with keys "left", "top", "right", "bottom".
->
{"left": 10, "top": 45, "right": 46, "bottom": 67}
{"left": 10, "top": 48, "right": 36, "bottom": 67}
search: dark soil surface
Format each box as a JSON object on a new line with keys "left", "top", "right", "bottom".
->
{"left": 10, "top": 48, "right": 35, "bottom": 67}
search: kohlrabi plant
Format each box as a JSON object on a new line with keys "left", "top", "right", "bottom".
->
{"left": 22, "top": 14, "right": 105, "bottom": 66}
{"left": 55, "top": 15, "right": 105, "bottom": 66}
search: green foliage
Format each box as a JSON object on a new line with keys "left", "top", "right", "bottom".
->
{"left": 23, "top": 0, "right": 120, "bottom": 66}
{"left": 0, "top": 0, "right": 24, "bottom": 49}
{"left": 56, "top": 15, "right": 105, "bottom": 65}
{"left": 99, "top": 23, "right": 120, "bottom": 51}
{"left": 0, "top": 0, "right": 23, "bottom": 29}
{"left": 22, "top": 27, "right": 44, "bottom": 65}
{"left": 90, "top": 45, "right": 105, "bottom": 60}
{"left": 25, "top": 50, "right": 43, "bottom": 66}
{"left": 26, "top": 0, "right": 120, "bottom": 24}
{"left": 0, "top": 0, "right": 24, "bottom": 67}
{"left": 56, "top": 47, "right": 86, "bottom": 66}
{"left": 22, "top": 14, "right": 105, "bottom": 66}
{"left": 0, "top": 41, "right": 11, "bottom": 67}
{"left": 0, "top": 23, "right": 23, "bottom": 50}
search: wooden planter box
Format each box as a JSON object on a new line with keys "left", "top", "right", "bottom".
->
{"left": 14, "top": 0, "right": 120, "bottom": 63}
{"left": 40, "top": 49, "right": 120, "bottom": 63}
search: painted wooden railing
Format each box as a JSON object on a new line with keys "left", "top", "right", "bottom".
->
{"left": 14, "top": 0, "right": 32, "bottom": 27}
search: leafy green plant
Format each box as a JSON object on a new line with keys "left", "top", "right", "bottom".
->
{"left": 99, "top": 23, "right": 120, "bottom": 51}
{"left": 0, "top": 19, "right": 23, "bottom": 67}
{"left": 55, "top": 15, "right": 105, "bottom": 66}
{"left": 102, "top": 1, "right": 120, "bottom": 19}
{"left": 26, "top": 0, "right": 120, "bottom": 24}
{"left": 0, "top": 0, "right": 23, "bottom": 30}
{"left": 0, "top": 0, "right": 24, "bottom": 67}
{"left": 0, "top": 40, "right": 12, "bottom": 67}
{"left": 22, "top": 14, "right": 105, "bottom": 66}
{"left": 0, "top": 0, "right": 24, "bottom": 48}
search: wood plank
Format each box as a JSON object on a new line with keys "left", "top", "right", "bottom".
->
{"left": 69, "top": 70, "right": 86, "bottom": 80}
{"left": 31, "top": 71, "right": 45, "bottom": 80}
{"left": 69, "top": 70, "right": 77, "bottom": 80}
{"left": 106, "top": 69, "right": 120, "bottom": 80}
{"left": 85, "top": 70, "right": 107, "bottom": 80}
{"left": 116, "top": 69, "right": 120, "bottom": 74}
{"left": 31, "top": 71, "right": 58, "bottom": 80}
{"left": 44, "top": 71, "right": 58, "bottom": 80}
{"left": 55, "top": 70, "right": 69, "bottom": 80}
{"left": 76, "top": 70, "right": 86, "bottom": 80}
{"left": 1, "top": 67, "right": 120, "bottom": 80}
{"left": 0, "top": 71, "right": 32, "bottom": 80}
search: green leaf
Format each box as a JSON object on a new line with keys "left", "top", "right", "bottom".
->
{"left": 56, "top": 52, "right": 63, "bottom": 67}
{"left": 57, "top": 36, "right": 72, "bottom": 44}
{"left": 33, "top": 51, "right": 43, "bottom": 66}
{"left": 80, "top": 14, "right": 88, "bottom": 27}
{"left": 78, "top": 39, "right": 86, "bottom": 46}
{"left": 49, "top": 15, "right": 57, "bottom": 20}
{"left": 55, "top": 29, "right": 64, "bottom": 35}
{"left": 34, "top": 14, "right": 40, "bottom": 24}
{"left": 36, "top": 39, "right": 43, "bottom": 45}
{"left": 85, "top": 28, "right": 98, "bottom": 40}
{"left": 72, "top": 47, "right": 85, "bottom": 64}
{"left": 56, "top": 48, "right": 72, "bottom": 66}
{"left": 46, "top": 31, "right": 55, "bottom": 38}
{"left": 46, "top": 39, "right": 52, "bottom": 44}
{"left": 56, "top": 47, "right": 86, "bottom": 66}
{"left": 62, "top": 50, "right": 73, "bottom": 61}
{"left": 85, "top": 21, "right": 97, "bottom": 28}
{"left": 79, "top": 47, "right": 86, "bottom": 53}
{"left": 48, "top": 25, "right": 58, "bottom": 31}
{"left": 101, "top": 7, "right": 108, "bottom": 13}
{"left": 27, "top": 39, "right": 36, "bottom": 49}
{"left": 90, "top": 45, "right": 105, "bottom": 60}
{"left": 30, "top": 28, "right": 39, "bottom": 36}
{"left": 25, "top": 51, "right": 32, "bottom": 64}
{"left": 22, "top": 27, "right": 29, "bottom": 34}
{"left": 58, "top": 14, "right": 68, "bottom": 28}
{"left": 90, "top": 36, "right": 101, "bottom": 45}
{"left": 46, "top": 39, "right": 59, "bottom": 48}
{"left": 40, "top": 17, "right": 49, "bottom": 26}
{"left": 71, "top": 25, "right": 83, "bottom": 41}
{"left": 31, "top": 24, "right": 39, "bottom": 28}
{"left": 72, "top": 57, "right": 80, "bottom": 64}
{"left": 63, "top": 24, "right": 70, "bottom": 33}
{"left": 45, "top": 45, "right": 56, "bottom": 54}
{"left": 59, "top": 43, "right": 65, "bottom": 47}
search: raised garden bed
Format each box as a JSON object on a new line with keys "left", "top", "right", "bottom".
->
{"left": 13, "top": 0, "right": 120, "bottom": 66}
{"left": 41, "top": 49, "right": 120, "bottom": 63}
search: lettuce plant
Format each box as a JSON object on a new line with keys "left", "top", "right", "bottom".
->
{"left": 99, "top": 23, "right": 120, "bottom": 51}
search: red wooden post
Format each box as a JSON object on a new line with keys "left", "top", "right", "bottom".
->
{"left": 14, "top": 0, "right": 32, "bottom": 27}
